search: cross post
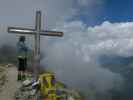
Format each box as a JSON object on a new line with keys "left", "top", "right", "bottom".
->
{"left": 8, "top": 11, "right": 63, "bottom": 76}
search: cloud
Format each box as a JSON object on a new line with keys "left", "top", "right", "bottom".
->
{"left": 74, "top": 0, "right": 105, "bottom": 24}
{"left": 87, "top": 21, "right": 133, "bottom": 56}
{"left": 54, "top": 21, "right": 133, "bottom": 57}
{"left": 77, "top": 0, "right": 104, "bottom": 7}
{"left": 0, "top": 0, "right": 105, "bottom": 46}
{"left": 41, "top": 21, "right": 133, "bottom": 98}
{"left": 0, "top": 0, "right": 106, "bottom": 30}
{"left": 0, "top": 0, "right": 75, "bottom": 28}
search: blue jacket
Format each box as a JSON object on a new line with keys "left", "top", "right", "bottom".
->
{"left": 17, "top": 41, "right": 28, "bottom": 58}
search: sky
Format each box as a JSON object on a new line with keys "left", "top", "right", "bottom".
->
{"left": 0, "top": 0, "right": 133, "bottom": 99}
{"left": 0, "top": 0, "right": 132, "bottom": 27}
{"left": 103, "top": 0, "right": 133, "bottom": 23}
{"left": 73, "top": 0, "right": 133, "bottom": 26}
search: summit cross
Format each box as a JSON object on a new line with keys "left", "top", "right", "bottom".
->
{"left": 7, "top": 11, "right": 63, "bottom": 75}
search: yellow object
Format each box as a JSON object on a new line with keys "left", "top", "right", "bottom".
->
{"left": 47, "top": 91, "right": 57, "bottom": 100}
{"left": 38, "top": 72, "right": 85, "bottom": 100}
{"left": 39, "top": 72, "right": 57, "bottom": 100}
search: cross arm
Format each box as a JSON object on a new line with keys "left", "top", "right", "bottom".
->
{"left": 8, "top": 27, "right": 36, "bottom": 34}
{"left": 40, "top": 30, "right": 63, "bottom": 37}
{"left": 8, "top": 27, "right": 64, "bottom": 37}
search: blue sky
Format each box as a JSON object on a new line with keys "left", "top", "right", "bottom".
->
{"left": 75, "top": 0, "right": 133, "bottom": 26}
{"left": 104, "top": 0, "right": 133, "bottom": 22}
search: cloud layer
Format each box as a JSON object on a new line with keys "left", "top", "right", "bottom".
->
{"left": 41, "top": 21, "right": 133, "bottom": 97}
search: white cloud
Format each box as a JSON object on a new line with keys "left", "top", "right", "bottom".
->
{"left": 42, "top": 21, "right": 133, "bottom": 95}
{"left": 54, "top": 21, "right": 133, "bottom": 57}
{"left": 87, "top": 21, "right": 133, "bottom": 56}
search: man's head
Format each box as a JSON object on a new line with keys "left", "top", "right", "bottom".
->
{"left": 19, "top": 36, "right": 26, "bottom": 42}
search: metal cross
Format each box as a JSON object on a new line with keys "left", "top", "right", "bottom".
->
{"left": 8, "top": 11, "right": 63, "bottom": 75}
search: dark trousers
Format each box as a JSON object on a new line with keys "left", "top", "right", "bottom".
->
{"left": 18, "top": 57, "right": 27, "bottom": 72}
